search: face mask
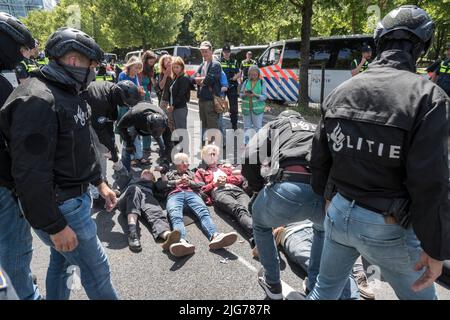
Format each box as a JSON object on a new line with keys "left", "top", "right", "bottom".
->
{"left": 62, "top": 64, "right": 95, "bottom": 90}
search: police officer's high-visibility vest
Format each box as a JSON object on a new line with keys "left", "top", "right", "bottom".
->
{"left": 353, "top": 59, "right": 369, "bottom": 72}
{"left": 440, "top": 60, "right": 450, "bottom": 74}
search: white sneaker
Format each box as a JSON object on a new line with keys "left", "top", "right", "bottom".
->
{"left": 209, "top": 232, "right": 238, "bottom": 250}
{"left": 169, "top": 240, "right": 195, "bottom": 257}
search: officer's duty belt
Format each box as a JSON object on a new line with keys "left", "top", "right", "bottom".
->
{"left": 55, "top": 183, "right": 89, "bottom": 204}
{"left": 268, "top": 170, "right": 311, "bottom": 185}
{"left": 339, "top": 193, "right": 399, "bottom": 224}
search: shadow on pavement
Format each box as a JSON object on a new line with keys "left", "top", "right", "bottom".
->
{"left": 94, "top": 209, "right": 128, "bottom": 250}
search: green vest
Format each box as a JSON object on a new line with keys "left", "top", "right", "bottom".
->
{"left": 241, "top": 79, "right": 265, "bottom": 116}
{"left": 440, "top": 60, "right": 450, "bottom": 74}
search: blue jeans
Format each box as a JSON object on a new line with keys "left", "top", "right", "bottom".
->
{"left": 142, "top": 135, "right": 151, "bottom": 150}
{"left": 252, "top": 182, "right": 325, "bottom": 284}
{"left": 307, "top": 193, "right": 437, "bottom": 300}
{"left": 121, "top": 134, "right": 144, "bottom": 171}
{"left": 34, "top": 192, "right": 118, "bottom": 300}
{"left": 284, "top": 225, "right": 359, "bottom": 300}
{"left": 243, "top": 112, "right": 264, "bottom": 144}
{"left": 166, "top": 191, "right": 216, "bottom": 241}
{"left": 0, "top": 187, "right": 40, "bottom": 300}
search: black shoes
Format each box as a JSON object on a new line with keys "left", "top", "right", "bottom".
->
{"left": 257, "top": 268, "right": 283, "bottom": 300}
{"left": 128, "top": 232, "right": 142, "bottom": 253}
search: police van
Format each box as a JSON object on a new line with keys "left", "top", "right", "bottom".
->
{"left": 153, "top": 46, "right": 203, "bottom": 76}
{"left": 214, "top": 45, "right": 268, "bottom": 65}
{"left": 257, "top": 35, "right": 375, "bottom": 103}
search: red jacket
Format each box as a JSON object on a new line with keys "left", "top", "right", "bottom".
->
{"left": 194, "top": 165, "right": 244, "bottom": 206}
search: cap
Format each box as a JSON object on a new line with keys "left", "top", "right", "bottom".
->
{"left": 362, "top": 45, "right": 372, "bottom": 52}
{"left": 200, "top": 41, "right": 212, "bottom": 50}
{"left": 222, "top": 44, "right": 231, "bottom": 52}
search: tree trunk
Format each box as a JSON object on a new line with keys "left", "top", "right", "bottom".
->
{"left": 298, "top": 0, "right": 313, "bottom": 109}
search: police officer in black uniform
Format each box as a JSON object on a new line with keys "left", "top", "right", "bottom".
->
{"left": 241, "top": 110, "right": 332, "bottom": 300}
{"left": 117, "top": 101, "right": 171, "bottom": 171}
{"left": 0, "top": 27, "right": 119, "bottom": 300}
{"left": 220, "top": 45, "right": 240, "bottom": 130}
{"left": 308, "top": 5, "right": 449, "bottom": 300}
{"left": 82, "top": 80, "right": 142, "bottom": 172}
{"left": 0, "top": 11, "right": 41, "bottom": 301}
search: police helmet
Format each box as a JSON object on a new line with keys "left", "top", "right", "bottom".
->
{"left": 116, "top": 80, "right": 142, "bottom": 107}
{"left": 374, "top": 5, "right": 435, "bottom": 54}
{"left": 45, "top": 27, "right": 104, "bottom": 62}
{"left": 146, "top": 113, "right": 167, "bottom": 137}
{"left": 0, "top": 12, "right": 34, "bottom": 48}
{"left": 279, "top": 110, "right": 303, "bottom": 119}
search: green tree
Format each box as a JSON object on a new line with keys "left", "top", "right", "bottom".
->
{"left": 100, "top": 0, "right": 192, "bottom": 50}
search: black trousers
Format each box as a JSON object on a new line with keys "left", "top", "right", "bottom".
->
{"left": 212, "top": 187, "right": 253, "bottom": 238}
{"left": 226, "top": 85, "right": 239, "bottom": 130}
{"left": 118, "top": 185, "right": 170, "bottom": 239}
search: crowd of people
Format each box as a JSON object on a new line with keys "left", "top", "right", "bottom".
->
{"left": 0, "top": 4, "right": 449, "bottom": 301}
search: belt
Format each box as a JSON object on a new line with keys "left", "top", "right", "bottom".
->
{"left": 268, "top": 169, "right": 311, "bottom": 185}
{"left": 339, "top": 193, "right": 397, "bottom": 225}
{"left": 55, "top": 184, "right": 89, "bottom": 204}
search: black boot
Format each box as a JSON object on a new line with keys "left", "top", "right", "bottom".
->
{"left": 128, "top": 232, "right": 142, "bottom": 253}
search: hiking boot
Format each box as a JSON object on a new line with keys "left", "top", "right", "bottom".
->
{"left": 257, "top": 268, "right": 283, "bottom": 300}
{"left": 169, "top": 241, "right": 195, "bottom": 257}
{"left": 209, "top": 232, "right": 238, "bottom": 250}
{"left": 354, "top": 271, "right": 375, "bottom": 300}
{"left": 128, "top": 232, "right": 142, "bottom": 253}
{"left": 161, "top": 230, "right": 181, "bottom": 251}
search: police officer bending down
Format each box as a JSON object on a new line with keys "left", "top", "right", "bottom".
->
{"left": 82, "top": 79, "right": 142, "bottom": 176}
{"left": 117, "top": 101, "right": 171, "bottom": 171}
{"left": 0, "top": 27, "right": 119, "bottom": 300}
{"left": 308, "top": 5, "right": 449, "bottom": 300}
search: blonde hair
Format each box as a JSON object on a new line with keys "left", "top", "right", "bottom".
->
{"left": 159, "top": 54, "right": 173, "bottom": 76}
{"left": 173, "top": 153, "right": 190, "bottom": 165}
{"left": 201, "top": 144, "right": 220, "bottom": 158}
{"left": 172, "top": 56, "right": 185, "bottom": 74}
{"left": 124, "top": 56, "right": 143, "bottom": 74}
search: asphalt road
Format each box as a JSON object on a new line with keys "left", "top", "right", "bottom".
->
{"left": 30, "top": 100, "right": 450, "bottom": 300}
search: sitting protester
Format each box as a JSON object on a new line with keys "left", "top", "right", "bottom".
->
{"left": 160, "top": 153, "right": 238, "bottom": 257}
{"left": 195, "top": 145, "right": 254, "bottom": 246}
{"left": 116, "top": 166, "right": 180, "bottom": 253}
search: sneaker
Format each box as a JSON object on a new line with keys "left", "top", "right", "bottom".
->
{"left": 128, "top": 232, "right": 142, "bottom": 253}
{"left": 257, "top": 268, "right": 283, "bottom": 300}
{"left": 209, "top": 232, "right": 238, "bottom": 250}
{"left": 161, "top": 230, "right": 181, "bottom": 251}
{"left": 354, "top": 271, "right": 375, "bottom": 300}
{"left": 169, "top": 241, "right": 195, "bottom": 257}
{"left": 302, "top": 277, "right": 310, "bottom": 295}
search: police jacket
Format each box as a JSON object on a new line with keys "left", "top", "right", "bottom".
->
{"left": 0, "top": 69, "right": 103, "bottom": 235}
{"left": 241, "top": 111, "right": 317, "bottom": 193}
{"left": 311, "top": 49, "right": 450, "bottom": 261}
{"left": 0, "top": 72, "right": 15, "bottom": 189}
{"left": 81, "top": 81, "right": 121, "bottom": 162}
{"left": 116, "top": 102, "right": 166, "bottom": 148}
{"left": 219, "top": 57, "right": 239, "bottom": 86}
